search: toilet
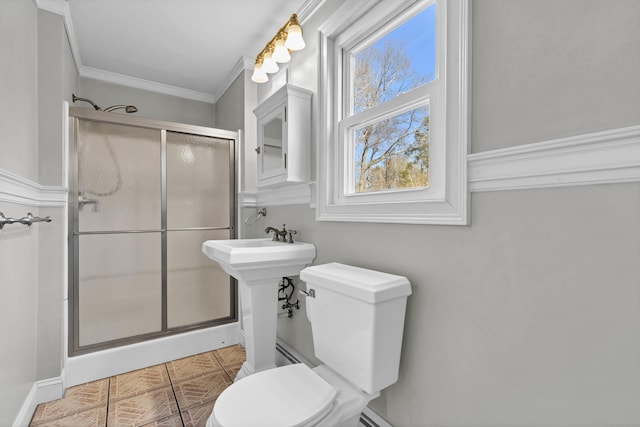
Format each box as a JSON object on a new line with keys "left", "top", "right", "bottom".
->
{"left": 207, "top": 262, "right": 412, "bottom": 427}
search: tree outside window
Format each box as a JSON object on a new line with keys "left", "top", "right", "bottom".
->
{"left": 350, "top": 3, "right": 435, "bottom": 194}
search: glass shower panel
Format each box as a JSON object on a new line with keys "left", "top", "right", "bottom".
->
{"left": 77, "top": 121, "right": 161, "bottom": 232}
{"left": 167, "top": 229, "right": 232, "bottom": 328}
{"left": 166, "top": 132, "right": 233, "bottom": 328}
{"left": 78, "top": 233, "right": 162, "bottom": 346}
{"left": 166, "top": 132, "right": 230, "bottom": 229}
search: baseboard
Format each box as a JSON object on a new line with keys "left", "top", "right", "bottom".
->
{"left": 275, "top": 338, "right": 393, "bottom": 427}
{"left": 13, "top": 376, "right": 64, "bottom": 427}
{"left": 64, "top": 322, "right": 240, "bottom": 387}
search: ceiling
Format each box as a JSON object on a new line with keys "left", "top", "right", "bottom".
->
{"left": 63, "top": 0, "right": 311, "bottom": 103}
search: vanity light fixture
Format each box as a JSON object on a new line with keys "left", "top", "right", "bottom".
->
{"left": 251, "top": 14, "right": 305, "bottom": 83}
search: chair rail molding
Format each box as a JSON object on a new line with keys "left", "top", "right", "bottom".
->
{"left": 468, "top": 125, "right": 640, "bottom": 192}
{"left": 0, "top": 168, "right": 67, "bottom": 207}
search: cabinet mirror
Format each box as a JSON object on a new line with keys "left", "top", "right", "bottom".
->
{"left": 260, "top": 113, "right": 283, "bottom": 176}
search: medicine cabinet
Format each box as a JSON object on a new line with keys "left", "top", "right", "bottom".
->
{"left": 254, "top": 84, "right": 312, "bottom": 188}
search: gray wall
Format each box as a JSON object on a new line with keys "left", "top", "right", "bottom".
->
{"left": 0, "top": 4, "right": 77, "bottom": 424}
{"left": 214, "top": 72, "right": 244, "bottom": 132}
{"left": 0, "top": 1, "right": 44, "bottom": 424}
{"left": 36, "top": 9, "right": 78, "bottom": 382}
{"left": 0, "top": 0, "right": 38, "bottom": 181}
{"left": 241, "top": 0, "right": 640, "bottom": 425}
{"left": 78, "top": 78, "right": 216, "bottom": 127}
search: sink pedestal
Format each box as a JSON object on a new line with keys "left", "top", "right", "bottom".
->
{"left": 235, "top": 279, "right": 279, "bottom": 379}
{"left": 201, "top": 238, "right": 316, "bottom": 381}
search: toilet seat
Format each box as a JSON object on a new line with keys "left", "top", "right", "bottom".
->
{"left": 212, "top": 363, "right": 337, "bottom": 427}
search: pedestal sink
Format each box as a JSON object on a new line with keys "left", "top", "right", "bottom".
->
{"left": 202, "top": 238, "right": 316, "bottom": 379}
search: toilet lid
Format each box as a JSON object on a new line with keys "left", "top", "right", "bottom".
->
{"left": 213, "top": 364, "right": 337, "bottom": 427}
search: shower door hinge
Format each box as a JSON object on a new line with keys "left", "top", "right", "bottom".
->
{"left": 284, "top": 106, "right": 287, "bottom": 122}
{"left": 284, "top": 153, "right": 287, "bottom": 169}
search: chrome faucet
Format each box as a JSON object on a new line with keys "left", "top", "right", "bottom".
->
{"left": 265, "top": 226, "right": 279, "bottom": 241}
{"left": 265, "top": 224, "right": 298, "bottom": 243}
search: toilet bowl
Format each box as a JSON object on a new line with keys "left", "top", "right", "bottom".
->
{"left": 207, "top": 262, "right": 411, "bottom": 427}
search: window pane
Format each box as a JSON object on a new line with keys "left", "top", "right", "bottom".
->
{"left": 353, "top": 106, "right": 429, "bottom": 193}
{"left": 352, "top": 3, "right": 436, "bottom": 114}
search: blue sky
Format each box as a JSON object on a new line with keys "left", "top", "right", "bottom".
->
{"left": 376, "top": 2, "right": 437, "bottom": 82}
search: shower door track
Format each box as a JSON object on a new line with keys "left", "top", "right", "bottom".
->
{"left": 68, "top": 107, "right": 239, "bottom": 357}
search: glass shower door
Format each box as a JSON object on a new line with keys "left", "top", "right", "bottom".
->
{"left": 76, "top": 121, "right": 162, "bottom": 347}
{"left": 166, "top": 131, "right": 233, "bottom": 328}
{"left": 71, "top": 113, "right": 237, "bottom": 355}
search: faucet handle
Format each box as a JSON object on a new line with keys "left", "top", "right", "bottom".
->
{"left": 287, "top": 229, "right": 297, "bottom": 243}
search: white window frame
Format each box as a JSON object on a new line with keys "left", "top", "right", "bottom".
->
{"left": 316, "top": 0, "right": 470, "bottom": 224}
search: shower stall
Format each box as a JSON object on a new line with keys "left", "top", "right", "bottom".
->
{"left": 68, "top": 106, "right": 238, "bottom": 356}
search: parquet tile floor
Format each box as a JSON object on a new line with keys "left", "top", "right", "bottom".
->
{"left": 29, "top": 345, "right": 246, "bottom": 427}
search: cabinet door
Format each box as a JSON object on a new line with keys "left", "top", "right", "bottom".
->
{"left": 257, "top": 104, "right": 286, "bottom": 182}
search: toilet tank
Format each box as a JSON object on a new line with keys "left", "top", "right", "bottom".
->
{"left": 300, "top": 263, "right": 411, "bottom": 394}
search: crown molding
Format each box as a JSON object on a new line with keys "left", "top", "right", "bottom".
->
{"left": 35, "top": 0, "right": 220, "bottom": 104}
{"left": 212, "top": 56, "right": 254, "bottom": 103}
{"left": 33, "top": 1, "right": 317, "bottom": 105}
{"left": 79, "top": 66, "right": 216, "bottom": 104}
{"left": 297, "top": 0, "right": 329, "bottom": 23}
{"left": 468, "top": 125, "right": 640, "bottom": 192}
{"left": 35, "top": 0, "right": 82, "bottom": 74}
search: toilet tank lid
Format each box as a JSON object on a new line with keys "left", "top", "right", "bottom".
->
{"left": 300, "top": 263, "right": 411, "bottom": 303}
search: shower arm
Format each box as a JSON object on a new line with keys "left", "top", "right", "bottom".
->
{"left": 72, "top": 94, "right": 101, "bottom": 110}
{"left": 71, "top": 94, "right": 138, "bottom": 114}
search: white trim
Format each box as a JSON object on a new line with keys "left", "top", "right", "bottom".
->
{"left": 12, "top": 385, "right": 36, "bottom": 427}
{"left": 12, "top": 377, "right": 65, "bottom": 427}
{"left": 0, "top": 169, "right": 67, "bottom": 207}
{"left": 275, "top": 338, "right": 392, "bottom": 427}
{"left": 35, "top": 0, "right": 82, "bottom": 74}
{"left": 239, "top": 126, "right": 640, "bottom": 209}
{"left": 316, "top": 0, "right": 471, "bottom": 225}
{"left": 64, "top": 322, "right": 240, "bottom": 387}
{"left": 468, "top": 125, "right": 640, "bottom": 192}
{"left": 212, "top": 57, "right": 253, "bottom": 104}
{"left": 297, "top": 0, "right": 329, "bottom": 24}
{"left": 239, "top": 191, "right": 258, "bottom": 208}
{"left": 80, "top": 66, "right": 216, "bottom": 104}
{"left": 239, "top": 182, "right": 314, "bottom": 207}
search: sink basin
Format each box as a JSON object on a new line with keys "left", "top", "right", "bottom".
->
{"left": 202, "top": 238, "right": 316, "bottom": 281}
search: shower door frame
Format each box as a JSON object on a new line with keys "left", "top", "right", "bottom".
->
{"left": 68, "top": 107, "right": 238, "bottom": 357}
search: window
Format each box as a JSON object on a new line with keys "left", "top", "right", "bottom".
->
{"left": 317, "top": 0, "right": 470, "bottom": 224}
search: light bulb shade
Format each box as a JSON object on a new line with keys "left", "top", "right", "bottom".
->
{"left": 285, "top": 24, "right": 305, "bottom": 51}
{"left": 262, "top": 51, "right": 279, "bottom": 74}
{"left": 251, "top": 64, "right": 268, "bottom": 83}
{"left": 272, "top": 38, "right": 291, "bottom": 63}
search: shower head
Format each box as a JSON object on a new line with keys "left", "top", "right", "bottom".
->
{"left": 72, "top": 94, "right": 101, "bottom": 111}
{"left": 103, "top": 105, "right": 138, "bottom": 114}
{"left": 71, "top": 94, "right": 138, "bottom": 114}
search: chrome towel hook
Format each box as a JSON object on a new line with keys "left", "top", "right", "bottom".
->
{"left": 0, "top": 212, "right": 52, "bottom": 230}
